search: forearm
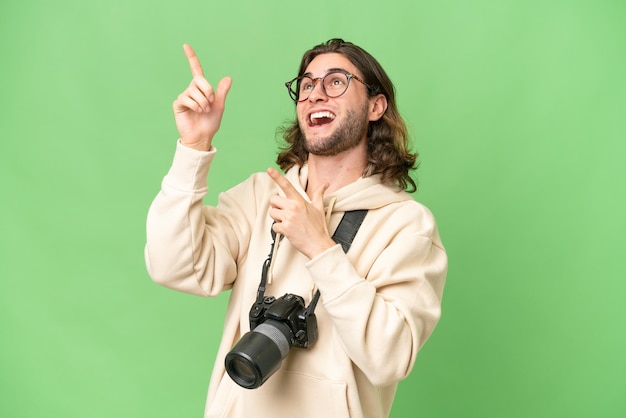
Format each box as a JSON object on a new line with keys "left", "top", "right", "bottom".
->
{"left": 307, "top": 237, "right": 447, "bottom": 386}
{"left": 144, "top": 141, "right": 238, "bottom": 296}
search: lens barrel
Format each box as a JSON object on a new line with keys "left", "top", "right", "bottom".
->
{"left": 225, "top": 320, "right": 292, "bottom": 389}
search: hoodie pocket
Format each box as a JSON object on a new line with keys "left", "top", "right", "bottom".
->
{"left": 230, "top": 369, "right": 351, "bottom": 418}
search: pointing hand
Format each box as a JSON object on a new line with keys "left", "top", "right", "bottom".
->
{"left": 173, "top": 44, "right": 232, "bottom": 151}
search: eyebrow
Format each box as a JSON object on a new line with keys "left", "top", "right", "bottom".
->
{"left": 302, "top": 68, "right": 349, "bottom": 77}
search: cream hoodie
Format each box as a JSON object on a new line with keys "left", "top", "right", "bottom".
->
{"left": 145, "top": 142, "right": 447, "bottom": 418}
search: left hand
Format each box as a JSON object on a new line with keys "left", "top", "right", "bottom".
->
{"left": 267, "top": 167, "right": 336, "bottom": 259}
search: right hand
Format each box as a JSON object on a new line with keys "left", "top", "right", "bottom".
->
{"left": 267, "top": 167, "right": 334, "bottom": 259}
{"left": 173, "top": 44, "right": 232, "bottom": 151}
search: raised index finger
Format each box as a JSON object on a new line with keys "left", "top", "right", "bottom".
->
{"left": 183, "top": 44, "right": 204, "bottom": 78}
{"left": 267, "top": 167, "right": 301, "bottom": 200}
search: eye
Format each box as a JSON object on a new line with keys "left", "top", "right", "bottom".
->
{"left": 299, "top": 77, "right": 314, "bottom": 92}
{"left": 327, "top": 74, "right": 346, "bottom": 87}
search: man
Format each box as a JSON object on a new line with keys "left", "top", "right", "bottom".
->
{"left": 145, "top": 39, "right": 447, "bottom": 418}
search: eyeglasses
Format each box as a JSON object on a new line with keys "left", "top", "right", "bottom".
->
{"left": 285, "top": 70, "right": 373, "bottom": 102}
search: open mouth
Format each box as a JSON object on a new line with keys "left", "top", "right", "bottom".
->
{"left": 309, "top": 111, "right": 336, "bottom": 127}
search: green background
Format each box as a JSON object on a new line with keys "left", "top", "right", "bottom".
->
{"left": 1, "top": 0, "right": 625, "bottom": 417}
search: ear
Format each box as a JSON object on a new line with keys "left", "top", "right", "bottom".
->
{"left": 368, "top": 94, "right": 388, "bottom": 122}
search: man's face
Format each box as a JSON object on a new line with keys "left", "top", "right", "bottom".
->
{"left": 296, "top": 53, "right": 372, "bottom": 157}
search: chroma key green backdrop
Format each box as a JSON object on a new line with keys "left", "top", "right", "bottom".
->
{"left": 1, "top": 0, "right": 625, "bottom": 417}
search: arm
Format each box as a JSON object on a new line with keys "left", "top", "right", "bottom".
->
{"left": 144, "top": 45, "right": 239, "bottom": 296}
{"left": 145, "top": 143, "right": 251, "bottom": 296}
{"left": 307, "top": 217, "right": 447, "bottom": 386}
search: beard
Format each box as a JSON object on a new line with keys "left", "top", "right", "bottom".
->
{"left": 302, "top": 103, "right": 370, "bottom": 157}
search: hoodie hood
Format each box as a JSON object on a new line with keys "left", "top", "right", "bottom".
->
{"left": 285, "top": 163, "right": 414, "bottom": 213}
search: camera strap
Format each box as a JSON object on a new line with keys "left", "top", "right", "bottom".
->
{"left": 331, "top": 209, "right": 368, "bottom": 253}
{"left": 255, "top": 210, "right": 368, "bottom": 312}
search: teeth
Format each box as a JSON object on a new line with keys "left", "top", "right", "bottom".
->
{"left": 310, "top": 111, "right": 336, "bottom": 122}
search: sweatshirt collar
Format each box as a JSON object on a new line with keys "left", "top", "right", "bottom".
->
{"left": 284, "top": 163, "right": 413, "bottom": 213}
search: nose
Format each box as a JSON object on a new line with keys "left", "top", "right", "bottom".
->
{"left": 307, "top": 78, "right": 327, "bottom": 102}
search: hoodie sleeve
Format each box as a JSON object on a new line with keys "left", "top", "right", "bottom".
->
{"left": 144, "top": 141, "right": 253, "bottom": 297}
{"left": 305, "top": 203, "right": 447, "bottom": 386}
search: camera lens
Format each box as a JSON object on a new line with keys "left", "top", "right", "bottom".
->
{"left": 228, "top": 357, "right": 258, "bottom": 387}
{"left": 225, "top": 320, "right": 292, "bottom": 389}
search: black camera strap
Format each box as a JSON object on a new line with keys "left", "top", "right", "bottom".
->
{"left": 255, "top": 210, "right": 368, "bottom": 311}
{"left": 331, "top": 209, "right": 368, "bottom": 253}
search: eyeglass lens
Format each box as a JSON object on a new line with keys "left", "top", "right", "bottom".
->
{"left": 293, "top": 72, "right": 350, "bottom": 101}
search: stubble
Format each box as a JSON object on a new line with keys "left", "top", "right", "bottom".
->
{"left": 303, "top": 102, "right": 370, "bottom": 157}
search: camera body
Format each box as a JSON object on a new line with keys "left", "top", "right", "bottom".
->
{"left": 249, "top": 293, "right": 318, "bottom": 349}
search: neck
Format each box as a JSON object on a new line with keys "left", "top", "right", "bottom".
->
{"left": 305, "top": 140, "right": 367, "bottom": 198}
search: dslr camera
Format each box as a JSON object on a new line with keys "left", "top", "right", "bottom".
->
{"left": 225, "top": 293, "right": 318, "bottom": 389}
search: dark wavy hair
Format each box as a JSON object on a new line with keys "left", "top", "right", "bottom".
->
{"left": 277, "top": 38, "right": 418, "bottom": 192}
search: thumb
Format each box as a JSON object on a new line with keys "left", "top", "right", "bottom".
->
{"left": 215, "top": 76, "right": 232, "bottom": 107}
{"left": 311, "top": 183, "right": 329, "bottom": 211}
